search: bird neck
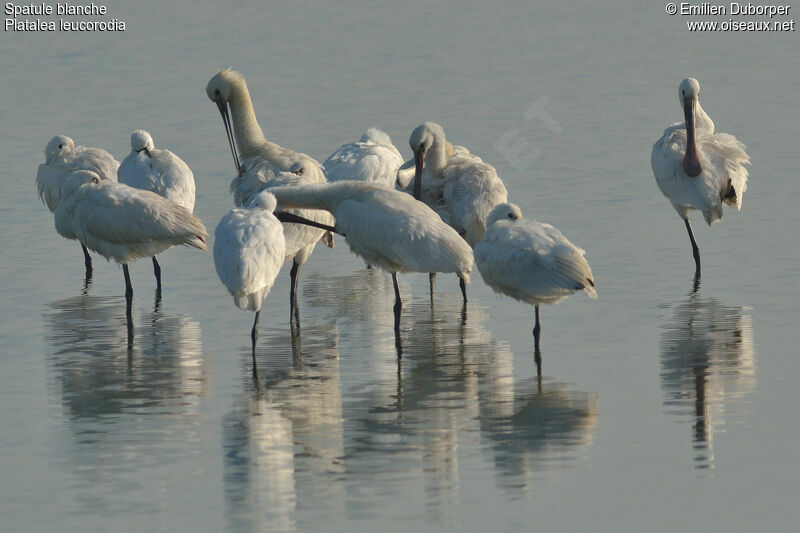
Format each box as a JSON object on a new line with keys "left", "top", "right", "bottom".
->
{"left": 425, "top": 136, "right": 448, "bottom": 179}
{"left": 226, "top": 79, "right": 268, "bottom": 159}
{"left": 694, "top": 101, "right": 714, "bottom": 134}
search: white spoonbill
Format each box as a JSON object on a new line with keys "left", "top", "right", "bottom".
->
{"left": 36, "top": 135, "right": 119, "bottom": 274}
{"left": 266, "top": 181, "right": 474, "bottom": 331}
{"left": 651, "top": 78, "right": 750, "bottom": 274}
{"left": 214, "top": 190, "right": 286, "bottom": 376}
{"left": 398, "top": 122, "right": 508, "bottom": 298}
{"left": 54, "top": 170, "right": 208, "bottom": 308}
{"left": 206, "top": 68, "right": 333, "bottom": 310}
{"left": 118, "top": 129, "right": 197, "bottom": 290}
{"left": 324, "top": 127, "right": 404, "bottom": 187}
{"left": 474, "top": 203, "right": 596, "bottom": 373}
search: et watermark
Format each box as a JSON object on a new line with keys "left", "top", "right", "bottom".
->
{"left": 665, "top": 2, "right": 796, "bottom": 31}
{"left": 494, "top": 97, "right": 563, "bottom": 173}
{"left": 5, "top": 2, "right": 127, "bottom": 32}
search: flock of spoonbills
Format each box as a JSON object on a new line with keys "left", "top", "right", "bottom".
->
{"left": 36, "top": 71, "right": 750, "bottom": 375}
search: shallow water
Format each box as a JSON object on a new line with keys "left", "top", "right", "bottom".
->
{"left": 2, "top": 0, "right": 799, "bottom": 531}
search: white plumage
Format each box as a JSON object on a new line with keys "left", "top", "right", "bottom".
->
{"left": 206, "top": 68, "right": 333, "bottom": 310}
{"left": 214, "top": 191, "right": 285, "bottom": 373}
{"left": 36, "top": 135, "right": 119, "bottom": 212}
{"left": 398, "top": 122, "right": 508, "bottom": 247}
{"left": 118, "top": 129, "right": 196, "bottom": 211}
{"left": 323, "top": 127, "right": 404, "bottom": 187}
{"left": 36, "top": 135, "right": 120, "bottom": 273}
{"left": 54, "top": 170, "right": 208, "bottom": 302}
{"left": 267, "top": 180, "right": 474, "bottom": 330}
{"left": 474, "top": 203, "right": 595, "bottom": 364}
{"left": 651, "top": 78, "right": 750, "bottom": 272}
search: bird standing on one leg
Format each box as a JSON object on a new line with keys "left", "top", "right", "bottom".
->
{"left": 651, "top": 78, "right": 750, "bottom": 275}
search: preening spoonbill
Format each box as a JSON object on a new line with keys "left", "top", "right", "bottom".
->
{"left": 36, "top": 135, "right": 119, "bottom": 274}
{"left": 54, "top": 170, "right": 208, "bottom": 308}
{"left": 324, "top": 127, "right": 404, "bottom": 187}
{"left": 118, "top": 129, "right": 197, "bottom": 290}
{"left": 206, "top": 68, "right": 333, "bottom": 310}
{"left": 266, "top": 181, "right": 474, "bottom": 331}
{"left": 398, "top": 122, "right": 508, "bottom": 299}
{"left": 214, "top": 191, "right": 286, "bottom": 376}
{"left": 474, "top": 203, "right": 596, "bottom": 373}
{"left": 651, "top": 78, "right": 750, "bottom": 274}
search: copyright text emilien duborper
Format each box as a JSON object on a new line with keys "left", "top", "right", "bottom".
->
{"left": 665, "top": 2, "right": 795, "bottom": 31}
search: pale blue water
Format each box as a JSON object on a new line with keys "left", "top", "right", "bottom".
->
{"left": 1, "top": 1, "right": 799, "bottom": 531}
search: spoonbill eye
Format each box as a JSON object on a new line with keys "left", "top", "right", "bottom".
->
{"left": 58, "top": 144, "right": 64, "bottom": 148}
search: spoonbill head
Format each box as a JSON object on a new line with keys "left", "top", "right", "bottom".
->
{"left": 679, "top": 78, "right": 703, "bottom": 178}
{"left": 44, "top": 135, "right": 75, "bottom": 163}
{"left": 206, "top": 68, "right": 245, "bottom": 174}
{"left": 130, "top": 129, "right": 154, "bottom": 155}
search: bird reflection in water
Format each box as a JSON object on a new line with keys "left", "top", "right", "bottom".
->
{"left": 223, "top": 319, "right": 345, "bottom": 531}
{"left": 659, "top": 279, "right": 755, "bottom": 470}
{"left": 42, "top": 293, "right": 208, "bottom": 512}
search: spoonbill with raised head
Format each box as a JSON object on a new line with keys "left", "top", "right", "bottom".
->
{"left": 36, "top": 135, "right": 119, "bottom": 274}
{"left": 651, "top": 77, "right": 750, "bottom": 275}
{"left": 118, "top": 129, "right": 196, "bottom": 290}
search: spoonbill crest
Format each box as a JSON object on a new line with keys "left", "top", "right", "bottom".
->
{"left": 54, "top": 170, "right": 208, "bottom": 309}
{"left": 36, "top": 135, "right": 119, "bottom": 274}
{"left": 118, "top": 129, "right": 197, "bottom": 290}
{"left": 474, "top": 203, "right": 596, "bottom": 373}
{"left": 651, "top": 78, "right": 750, "bottom": 274}
{"left": 214, "top": 190, "right": 286, "bottom": 377}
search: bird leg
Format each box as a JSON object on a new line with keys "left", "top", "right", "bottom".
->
{"left": 251, "top": 310, "right": 260, "bottom": 379}
{"left": 289, "top": 259, "right": 300, "bottom": 315}
{"left": 534, "top": 345, "right": 542, "bottom": 377}
{"left": 392, "top": 272, "right": 402, "bottom": 332}
{"left": 123, "top": 263, "right": 133, "bottom": 303}
{"left": 683, "top": 217, "right": 701, "bottom": 273}
{"left": 152, "top": 256, "right": 162, "bottom": 291}
{"left": 533, "top": 305, "right": 541, "bottom": 348}
{"left": 81, "top": 243, "right": 93, "bottom": 275}
{"left": 459, "top": 276, "right": 468, "bottom": 303}
{"left": 429, "top": 272, "right": 436, "bottom": 303}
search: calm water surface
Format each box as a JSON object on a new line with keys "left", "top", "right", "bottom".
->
{"left": 1, "top": 1, "right": 799, "bottom": 531}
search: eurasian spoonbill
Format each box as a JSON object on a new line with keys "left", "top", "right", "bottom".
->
{"left": 118, "top": 129, "right": 196, "bottom": 290}
{"left": 324, "top": 127, "right": 404, "bottom": 187}
{"left": 266, "top": 181, "right": 474, "bottom": 331}
{"left": 213, "top": 191, "right": 286, "bottom": 376}
{"left": 36, "top": 135, "right": 119, "bottom": 274}
{"left": 206, "top": 68, "right": 333, "bottom": 310}
{"left": 651, "top": 77, "right": 750, "bottom": 274}
{"left": 474, "top": 203, "right": 596, "bottom": 373}
{"left": 54, "top": 170, "right": 208, "bottom": 309}
{"left": 398, "top": 122, "right": 508, "bottom": 299}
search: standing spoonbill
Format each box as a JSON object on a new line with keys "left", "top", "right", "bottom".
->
{"left": 214, "top": 190, "right": 286, "bottom": 377}
{"left": 36, "top": 135, "right": 119, "bottom": 274}
{"left": 397, "top": 122, "right": 508, "bottom": 299}
{"left": 324, "top": 127, "right": 404, "bottom": 187}
{"left": 118, "top": 129, "right": 196, "bottom": 291}
{"left": 54, "top": 170, "right": 208, "bottom": 310}
{"left": 206, "top": 68, "right": 333, "bottom": 311}
{"left": 266, "top": 181, "right": 474, "bottom": 331}
{"left": 474, "top": 203, "right": 596, "bottom": 374}
{"left": 651, "top": 77, "right": 750, "bottom": 275}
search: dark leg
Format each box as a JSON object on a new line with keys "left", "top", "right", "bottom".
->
{"left": 81, "top": 243, "right": 93, "bottom": 274}
{"left": 429, "top": 272, "right": 436, "bottom": 302}
{"left": 392, "top": 272, "right": 402, "bottom": 332}
{"left": 152, "top": 256, "right": 162, "bottom": 291}
{"left": 533, "top": 305, "right": 541, "bottom": 348}
{"left": 684, "top": 217, "right": 701, "bottom": 274}
{"left": 251, "top": 310, "right": 260, "bottom": 379}
{"left": 534, "top": 346, "right": 542, "bottom": 377}
{"left": 289, "top": 259, "right": 300, "bottom": 314}
{"left": 123, "top": 264, "right": 133, "bottom": 303}
{"left": 459, "top": 276, "right": 467, "bottom": 303}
